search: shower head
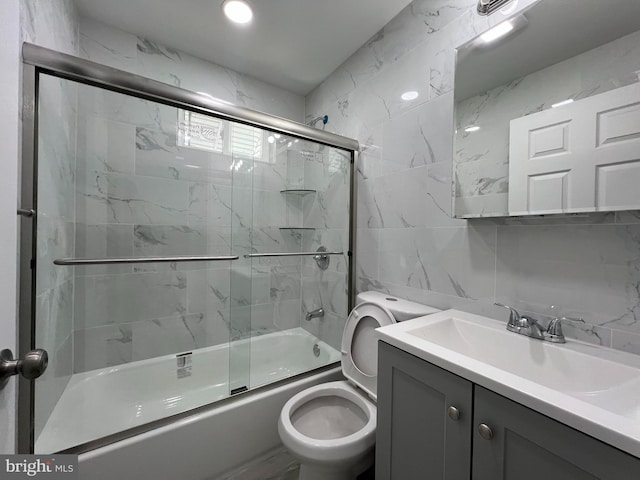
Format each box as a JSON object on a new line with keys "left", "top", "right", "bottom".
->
{"left": 306, "top": 115, "right": 328, "bottom": 128}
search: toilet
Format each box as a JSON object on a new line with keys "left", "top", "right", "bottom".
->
{"left": 278, "top": 291, "right": 440, "bottom": 480}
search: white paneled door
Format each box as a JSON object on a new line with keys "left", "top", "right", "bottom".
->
{"left": 509, "top": 82, "right": 640, "bottom": 215}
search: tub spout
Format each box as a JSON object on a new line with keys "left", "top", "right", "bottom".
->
{"left": 305, "top": 308, "right": 324, "bottom": 321}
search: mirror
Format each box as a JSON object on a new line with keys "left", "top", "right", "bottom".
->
{"left": 453, "top": 0, "right": 640, "bottom": 218}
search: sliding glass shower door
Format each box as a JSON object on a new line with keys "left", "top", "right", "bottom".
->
{"left": 27, "top": 64, "right": 353, "bottom": 453}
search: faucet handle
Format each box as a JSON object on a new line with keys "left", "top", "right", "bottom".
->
{"left": 544, "top": 317, "right": 566, "bottom": 343}
{"left": 494, "top": 302, "right": 521, "bottom": 327}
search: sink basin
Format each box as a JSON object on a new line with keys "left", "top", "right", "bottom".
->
{"left": 407, "top": 315, "right": 640, "bottom": 396}
{"left": 376, "top": 309, "right": 640, "bottom": 457}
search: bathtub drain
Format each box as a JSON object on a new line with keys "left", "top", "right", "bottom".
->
{"left": 313, "top": 344, "right": 321, "bottom": 358}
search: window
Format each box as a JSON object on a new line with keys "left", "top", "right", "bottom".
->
{"left": 178, "top": 110, "right": 265, "bottom": 161}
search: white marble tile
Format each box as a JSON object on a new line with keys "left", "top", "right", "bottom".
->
{"left": 378, "top": 225, "right": 497, "bottom": 300}
{"left": 74, "top": 223, "right": 133, "bottom": 276}
{"left": 371, "top": 165, "right": 462, "bottom": 228}
{"left": 131, "top": 313, "right": 208, "bottom": 361}
{"left": 611, "top": 329, "right": 640, "bottom": 355}
{"left": 76, "top": 170, "right": 190, "bottom": 225}
{"left": 79, "top": 17, "right": 137, "bottom": 72}
{"left": 35, "top": 280, "right": 74, "bottom": 357}
{"left": 36, "top": 217, "right": 74, "bottom": 296}
{"left": 77, "top": 83, "right": 179, "bottom": 132}
{"left": 337, "top": 29, "right": 385, "bottom": 94}
{"left": 382, "top": 0, "right": 474, "bottom": 65}
{"left": 496, "top": 224, "right": 640, "bottom": 334}
{"left": 188, "top": 182, "right": 234, "bottom": 228}
{"left": 74, "top": 271, "right": 187, "bottom": 328}
{"left": 74, "top": 324, "right": 132, "bottom": 372}
{"left": 38, "top": 77, "right": 77, "bottom": 222}
{"left": 186, "top": 268, "right": 231, "bottom": 315}
{"left": 77, "top": 115, "right": 136, "bottom": 175}
{"left": 382, "top": 92, "right": 454, "bottom": 171}
{"left": 356, "top": 229, "right": 379, "bottom": 280}
{"left": 21, "top": 0, "right": 78, "bottom": 55}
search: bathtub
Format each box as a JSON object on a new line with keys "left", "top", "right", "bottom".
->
{"left": 36, "top": 327, "right": 341, "bottom": 477}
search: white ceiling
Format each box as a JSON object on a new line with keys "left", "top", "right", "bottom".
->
{"left": 74, "top": 0, "right": 414, "bottom": 95}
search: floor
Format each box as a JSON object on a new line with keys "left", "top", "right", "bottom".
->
{"left": 215, "top": 446, "right": 375, "bottom": 480}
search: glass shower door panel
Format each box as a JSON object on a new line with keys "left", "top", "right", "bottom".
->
{"left": 228, "top": 122, "right": 259, "bottom": 395}
{"left": 247, "top": 134, "right": 348, "bottom": 390}
{"left": 34, "top": 74, "right": 237, "bottom": 452}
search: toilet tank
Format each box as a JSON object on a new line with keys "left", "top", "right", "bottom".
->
{"left": 355, "top": 291, "right": 440, "bottom": 322}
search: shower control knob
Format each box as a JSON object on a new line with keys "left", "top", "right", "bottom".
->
{"left": 0, "top": 348, "right": 48, "bottom": 389}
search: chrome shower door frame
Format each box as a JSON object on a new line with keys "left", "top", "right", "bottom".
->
{"left": 18, "top": 42, "right": 359, "bottom": 454}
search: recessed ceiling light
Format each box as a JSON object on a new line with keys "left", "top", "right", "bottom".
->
{"left": 465, "top": 125, "right": 481, "bottom": 133}
{"left": 401, "top": 91, "right": 419, "bottom": 101}
{"left": 222, "top": 0, "right": 253, "bottom": 25}
{"left": 551, "top": 99, "right": 574, "bottom": 109}
{"left": 481, "top": 21, "right": 514, "bottom": 43}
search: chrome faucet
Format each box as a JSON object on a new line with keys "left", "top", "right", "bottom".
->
{"left": 305, "top": 308, "right": 324, "bottom": 321}
{"left": 494, "top": 303, "right": 566, "bottom": 343}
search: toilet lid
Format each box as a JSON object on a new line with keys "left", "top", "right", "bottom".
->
{"left": 341, "top": 302, "right": 395, "bottom": 401}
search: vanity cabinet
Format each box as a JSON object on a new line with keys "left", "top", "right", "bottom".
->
{"left": 376, "top": 341, "right": 473, "bottom": 480}
{"left": 376, "top": 342, "right": 640, "bottom": 480}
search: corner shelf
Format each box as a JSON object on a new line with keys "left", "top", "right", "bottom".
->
{"left": 280, "top": 189, "right": 316, "bottom": 196}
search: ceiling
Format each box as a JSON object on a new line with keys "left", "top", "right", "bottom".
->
{"left": 74, "top": 0, "right": 414, "bottom": 95}
{"left": 455, "top": 0, "right": 640, "bottom": 101}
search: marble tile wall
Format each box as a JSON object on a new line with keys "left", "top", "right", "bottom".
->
{"left": 78, "top": 17, "right": 305, "bottom": 122}
{"left": 455, "top": 28, "right": 640, "bottom": 216}
{"left": 305, "top": 0, "right": 640, "bottom": 356}
{"left": 20, "top": 0, "right": 79, "bottom": 441}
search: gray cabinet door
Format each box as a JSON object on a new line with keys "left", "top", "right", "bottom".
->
{"left": 376, "top": 342, "right": 473, "bottom": 480}
{"left": 472, "top": 386, "right": 640, "bottom": 480}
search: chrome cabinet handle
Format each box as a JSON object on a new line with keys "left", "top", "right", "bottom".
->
{"left": 447, "top": 406, "right": 461, "bottom": 421}
{"left": 478, "top": 423, "right": 494, "bottom": 440}
{"left": 0, "top": 348, "right": 48, "bottom": 389}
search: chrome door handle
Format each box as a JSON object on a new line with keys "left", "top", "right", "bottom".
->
{"left": 0, "top": 348, "right": 48, "bottom": 389}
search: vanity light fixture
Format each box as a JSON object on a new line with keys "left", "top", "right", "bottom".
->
{"left": 267, "top": 136, "right": 275, "bottom": 144}
{"left": 551, "top": 98, "right": 575, "bottom": 108}
{"left": 465, "top": 125, "right": 481, "bottom": 133}
{"left": 401, "top": 91, "right": 419, "bottom": 101}
{"left": 222, "top": 0, "right": 253, "bottom": 25}
{"left": 481, "top": 20, "right": 514, "bottom": 43}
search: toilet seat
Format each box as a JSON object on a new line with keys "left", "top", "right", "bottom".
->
{"left": 341, "top": 302, "right": 395, "bottom": 400}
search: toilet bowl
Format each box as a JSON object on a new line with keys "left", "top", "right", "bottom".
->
{"left": 278, "top": 291, "right": 439, "bottom": 480}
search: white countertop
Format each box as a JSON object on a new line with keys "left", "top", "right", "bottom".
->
{"left": 376, "top": 309, "right": 640, "bottom": 458}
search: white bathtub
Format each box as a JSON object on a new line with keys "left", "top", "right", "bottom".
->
{"left": 36, "top": 328, "right": 341, "bottom": 465}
